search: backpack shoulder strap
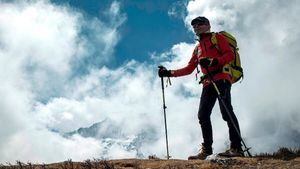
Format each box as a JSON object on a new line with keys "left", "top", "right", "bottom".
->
{"left": 210, "top": 32, "right": 217, "bottom": 45}
{"left": 210, "top": 32, "right": 221, "bottom": 53}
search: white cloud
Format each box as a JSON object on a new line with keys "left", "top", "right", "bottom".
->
{"left": 0, "top": 0, "right": 127, "bottom": 163}
{"left": 1, "top": 131, "right": 102, "bottom": 163}
{"left": 0, "top": 1, "right": 78, "bottom": 73}
{"left": 167, "top": 1, "right": 187, "bottom": 20}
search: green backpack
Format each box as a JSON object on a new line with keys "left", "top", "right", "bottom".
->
{"left": 211, "top": 31, "right": 243, "bottom": 83}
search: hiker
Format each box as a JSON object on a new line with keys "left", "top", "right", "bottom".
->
{"left": 158, "top": 16, "right": 244, "bottom": 160}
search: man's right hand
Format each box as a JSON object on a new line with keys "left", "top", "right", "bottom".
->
{"left": 158, "top": 66, "right": 172, "bottom": 77}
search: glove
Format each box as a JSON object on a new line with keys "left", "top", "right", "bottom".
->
{"left": 199, "top": 58, "right": 218, "bottom": 67}
{"left": 158, "top": 66, "right": 172, "bottom": 77}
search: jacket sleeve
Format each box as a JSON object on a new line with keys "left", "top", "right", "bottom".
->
{"left": 172, "top": 47, "right": 198, "bottom": 77}
{"left": 215, "top": 34, "right": 234, "bottom": 66}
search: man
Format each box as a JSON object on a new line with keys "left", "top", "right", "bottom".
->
{"left": 158, "top": 16, "right": 244, "bottom": 160}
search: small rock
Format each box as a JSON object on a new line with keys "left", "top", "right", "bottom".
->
{"left": 205, "top": 154, "right": 237, "bottom": 166}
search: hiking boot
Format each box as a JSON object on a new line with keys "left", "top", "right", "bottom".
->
{"left": 188, "top": 144, "right": 212, "bottom": 160}
{"left": 218, "top": 147, "right": 244, "bottom": 157}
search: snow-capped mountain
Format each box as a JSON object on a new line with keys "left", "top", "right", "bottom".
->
{"left": 63, "top": 118, "right": 159, "bottom": 158}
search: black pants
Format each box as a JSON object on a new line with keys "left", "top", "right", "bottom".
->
{"left": 198, "top": 80, "right": 242, "bottom": 149}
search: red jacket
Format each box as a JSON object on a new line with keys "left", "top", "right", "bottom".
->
{"left": 172, "top": 33, "right": 234, "bottom": 87}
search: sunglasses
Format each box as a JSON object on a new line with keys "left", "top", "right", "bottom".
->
{"left": 191, "top": 21, "right": 208, "bottom": 26}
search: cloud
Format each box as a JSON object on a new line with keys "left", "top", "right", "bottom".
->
{"left": 0, "top": 0, "right": 127, "bottom": 163}
{"left": 167, "top": 1, "right": 188, "bottom": 20}
{"left": 1, "top": 131, "right": 102, "bottom": 162}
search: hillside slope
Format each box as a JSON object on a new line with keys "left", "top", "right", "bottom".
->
{"left": 1, "top": 157, "right": 299, "bottom": 169}
{"left": 2, "top": 148, "right": 300, "bottom": 169}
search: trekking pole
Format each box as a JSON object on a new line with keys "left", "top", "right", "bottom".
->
{"left": 204, "top": 67, "right": 252, "bottom": 157}
{"left": 158, "top": 66, "right": 171, "bottom": 159}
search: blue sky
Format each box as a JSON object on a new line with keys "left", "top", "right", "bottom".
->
{"left": 52, "top": 0, "right": 192, "bottom": 67}
{"left": 1, "top": 0, "right": 300, "bottom": 163}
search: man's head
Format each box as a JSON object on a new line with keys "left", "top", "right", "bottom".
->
{"left": 191, "top": 16, "right": 211, "bottom": 36}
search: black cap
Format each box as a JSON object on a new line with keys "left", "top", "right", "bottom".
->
{"left": 191, "top": 16, "right": 210, "bottom": 26}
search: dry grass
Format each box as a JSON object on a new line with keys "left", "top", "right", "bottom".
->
{"left": 255, "top": 147, "right": 300, "bottom": 160}
{"left": 1, "top": 147, "right": 300, "bottom": 169}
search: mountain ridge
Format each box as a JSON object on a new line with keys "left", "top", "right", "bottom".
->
{"left": 62, "top": 118, "right": 159, "bottom": 158}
